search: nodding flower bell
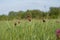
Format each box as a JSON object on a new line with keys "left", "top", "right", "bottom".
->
{"left": 27, "top": 15, "right": 31, "bottom": 22}
{"left": 43, "top": 19, "right": 45, "bottom": 22}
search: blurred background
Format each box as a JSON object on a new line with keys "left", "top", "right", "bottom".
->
{"left": 0, "top": 0, "right": 60, "bottom": 20}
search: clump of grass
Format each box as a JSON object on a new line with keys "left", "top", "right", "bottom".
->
{"left": 0, "top": 19, "right": 60, "bottom": 40}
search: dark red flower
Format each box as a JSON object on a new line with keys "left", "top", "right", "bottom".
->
{"left": 56, "top": 29, "right": 60, "bottom": 39}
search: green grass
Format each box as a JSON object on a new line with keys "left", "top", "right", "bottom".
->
{"left": 0, "top": 19, "right": 60, "bottom": 40}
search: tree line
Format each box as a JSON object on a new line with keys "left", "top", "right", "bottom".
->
{"left": 0, "top": 7, "right": 60, "bottom": 20}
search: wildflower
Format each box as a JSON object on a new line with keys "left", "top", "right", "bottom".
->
{"left": 27, "top": 15, "right": 31, "bottom": 22}
{"left": 43, "top": 19, "right": 45, "bottom": 22}
{"left": 56, "top": 29, "right": 60, "bottom": 39}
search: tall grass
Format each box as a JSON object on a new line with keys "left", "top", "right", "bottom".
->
{"left": 0, "top": 19, "right": 60, "bottom": 40}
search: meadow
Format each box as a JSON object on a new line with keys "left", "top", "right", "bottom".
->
{"left": 0, "top": 19, "right": 60, "bottom": 40}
